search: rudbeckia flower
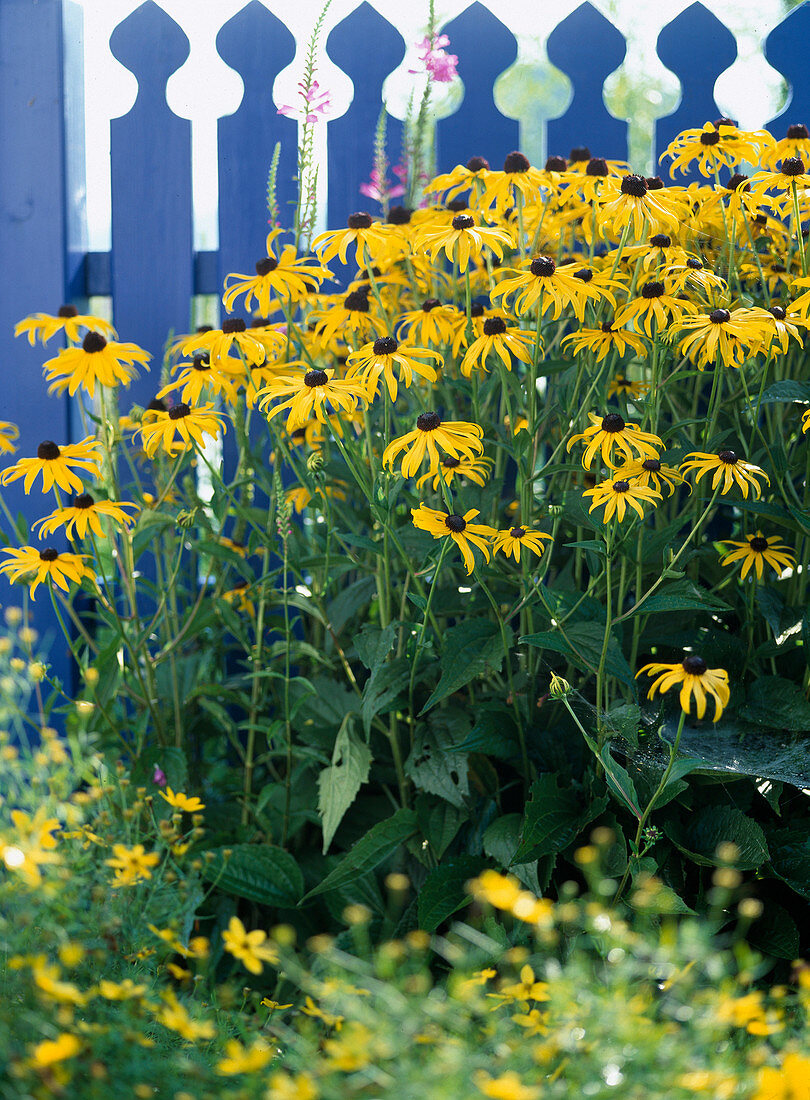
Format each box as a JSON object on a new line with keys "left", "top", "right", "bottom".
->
{"left": 33, "top": 493, "right": 139, "bottom": 540}
{"left": 460, "top": 315, "right": 537, "bottom": 376}
{"left": 667, "top": 306, "right": 772, "bottom": 369}
{"left": 490, "top": 255, "right": 591, "bottom": 321}
{"left": 412, "top": 213, "right": 512, "bottom": 273}
{"left": 424, "top": 156, "right": 491, "bottom": 203}
{"left": 614, "top": 279, "right": 696, "bottom": 336}
{"left": 583, "top": 477, "right": 662, "bottom": 522}
{"left": 43, "top": 333, "right": 150, "bottom": 397}
{"left": 416, "top": 452, "right": 492, "bottom": 491}
{"left": 759, "top": 303, "right": 806, "bottom": 353}
{"left": 661, "top": 121, "right": 772, "bottom": 179}
{"left": 606, "top": 374, "right": 649, "bottom": 400}
{"left": 747, "top": 156, "right": 810, "bottom": 209}
{"left": 345, "top": 336, "right": 442, "bottom": 402}
{"left": 0, "top": 546, "right": 96, "bottom": 600}
{"left": 492, "top": 525, "right": 552, "bottom": 562}
{"left": 157, "top": 355, "right": 240, "bottom": 407}
{"left": 636, "top": 654, "right": 730, "bottom": 722}
{"left": 222, "top": 230, "right": 331, "bottom": 313}
{"left": 258, "top": 368, "right": 366, "bottom": 432}
{"left": 759, "top": 122, "right": 810, "bottom": 169}
{"left": 679, "top": 449, "right": 769, "bottom": 498}
{"left": 597, "top": 173, "right": 682, "bottom": 238}
{"left": 136, "top": 403, "right": 227, "bottom": 458}
{"left": 411, "top": 504, "right": 496, "bottom": 574}
{"left": 312, "top": 212, "right": 391, "bottom": 265}
{"left": 476, "top": 150, "right": 548, "bottom": 211}
{"left": 396, "top": 299, "right": 459, "bottom": 346}
{"left": 308, "top": 288, "right": 387, "bottom": 348}
{"left": 0, "top": 437, "right": 102, "bottom": 494}
{"left": 566, "top": 412, "right": 662, "bottom": 470}
{"left": 15, "top": 305, "right": 116, "bottom": 345}
{"left": 719, "top": 531, "right": 795, "bottom": 580}
{"left": 562, "top": 321, "right": 648, "bottom": 363}
{"left": 0, "top": 422, "right": 19, "bottom": 456}
{"left": 383, "top": 412, "right": 483, "bottom": 478}
{"left": 612, "top": 457, "right": 684, "bottom": 496}
{"left": 178, "top": 318, "right": 271, "bottom": 367}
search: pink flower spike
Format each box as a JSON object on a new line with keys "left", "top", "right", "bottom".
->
{"left": 277, "top": 104, "right": 295, "bottom": 117}
{"left": 152, "top": 764, "right": 167, "bottom": 787}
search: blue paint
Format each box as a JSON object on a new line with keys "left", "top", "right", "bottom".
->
{"left": 435, "top": 3, "right": 519, "bottom": 174}
{"left": 765, "top": 3, "right": 810, "bottom": 136}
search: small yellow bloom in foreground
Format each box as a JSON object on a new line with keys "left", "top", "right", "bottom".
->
{"left": 266, "top": 1071, "right": 319, "bottom": 1100}
{"left": 222, "top": 916, "right": 279, "bottom": 975}
{"left": 159, "top": 787, "right": 205, "bottom": 813}
{"left": 156, "top": 990, "right": 216, "bottom": 1042}
{"left": 105, "top": 842, "right": 160, "bottom": 887}
{"left": 751, "top": 1052, "right": 810, "bottom": 1099}
{"left": 215, "top": 1037, "right": 274, "bottom": 1075}
{"left": 474, "top": 1069, "right": 542, "bottom": 1100}
{"left": 29, "top": 1032, "right": 82, "bottom": 1068}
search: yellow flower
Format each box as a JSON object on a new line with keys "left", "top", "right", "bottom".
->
{"left": 15, "top": 305, "right": 116, "bottom": 345}
{"left": 720, "top": 531, "right": 795, "bottom": 580}
{"left": 562, "top": 322, "right": 648, "bottom": 364}
{"left": 470, "top": 869, "right": 523, "bottom": 910}
{"left": 460, "top": 315, "right": 537, "bottom": 377}
{"left": 308, "top": 288, "right": 388, "bottom": 348}
{"left": 258, "top": 368, "right": 366, "bottom": 432}
{"left": 105, "top": 843, "right": 160, "bottom": 887}
{"left": 97, "top": 979, "right": 147, "bottom": 1000}
{"left": 396, "top": 299, "right": 460, "bottom": 346}
{"left": 346, "top": 336, "right": 442, "bottom": 402}
{"left": 598, "top": 173, "right": 682, "bottom": 237}
{"left": 0, "top": 546, "right": 96, "bottom": 601}
{"left": 661, "top": 121, "right": 772, "bottom": 178}
{"left": 614, "top": 279, "right": 696, "bottom": 336}
{"left": 412, "top": 212, "right": 512, "bottom": 272}
{"left": 159, "top": 787, "right": 205, "bottom": 812}
{"left": 498, "top": 964, "right": 550, "bottom": 1004}
{"left": 28, "top": 1032, "right": 82, "bottom": 1068}
{"left": 34, "top": 493, "right": 139, "bottom": 540}
{"left": 157, "top": 356, "right": 241, "bottom": 407}
{"left": 476, "top": 150, "right": 548, "bottom": 211}
{"left": 266, "top": 1072, "right": 319, "bottom": 1100}
{"left": 567, "top": 412, "right": 662, "bottom": 470}
{"left": 424, "top": 157, "right": 492, "bottom": 203}
{"left": 0, "top": 437, "right": 102, "bottom": 494}
{"left": 411, "top": 504, "right": 496, "bottom": 575}
{"left": 636, "top": 655, "right": 730, "bottom": 721}
{"left": 215, "top": 1037, "right": 274, "bottom": 1075}
{"left": 606, "top": 374, "right": 649, "bottom": 400}
{"left": 679, "top": 449, "right": 769, "bottom": 499}
{"left": 43, "top": 333, "right": 150, "bottom": 396}
{"left": 492, "top": 525, "right": 552, "bottom": 562}
{"left": 223, "top": 230, "right": 331, "bottom": 313}
{"left": 473, "top": 1070, "right": 542, "bottom": 1100}
{"left": 312, "top": 212, "right": 391, "bottom": 265}
{"left": 667, "top": 306, "right": 772, "bottom": 369}
{"left": 583, "top": 477, "right": 662, "bottom": 523}
{"left": 491, "top": 255, "right": 591, "bottom": 320}
{"left": 222, "top": 916, "right": 279, "bottom": 975}
{"left": 0, "top": 421, "right": 20, "bottom": 455}
{"left": 383, "top": 413, "right": 484, "bottom": 478}
{"left": 33, "top": 963, "right": 88, "bottom": 1005}
{"left": 416, "top": 453, "right": 492, "bottom": 492}
{"left": 613, "top": 457, "right": 684, "bottom": 496}
{"left": 752, "top": 1052, "right": 810, "bottom": 1099}
{"left": 747, "top": 155, "right": 810, "bottom": 208}
{"left": 136, "top": 403, "right": 226, "bottom": 458}
{"left": 156, "top": 990, "right": 216, "bottom": 1042}
{"left": 178, "top": 318, "right": 273, "bottom": 367}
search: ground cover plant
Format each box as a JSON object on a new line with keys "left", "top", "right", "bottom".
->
{"left": 2, "top": 10, "right": 810, "bottom": 1088}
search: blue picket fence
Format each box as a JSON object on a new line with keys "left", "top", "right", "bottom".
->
{"left": 2, "top": 0, "right": 810, "bottom": 689}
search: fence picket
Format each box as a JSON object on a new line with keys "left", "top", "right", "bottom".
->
{"left": 765, "top": 2, "right": 810, "bottom": 136}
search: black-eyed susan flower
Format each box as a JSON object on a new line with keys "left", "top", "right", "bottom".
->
{"left": 661, "top": 121, "right": 771, "bottom": 179}
{"left": 667, "top": 306, "right": 772, "bottom": 369}
{"left": 383, "top": 413, "right": 483, "bottom": 479}
{"left": 598, "top": 173, "right": 681, "bottom": 238}
{"left": 308, "top": 289, "right": 387, "bottom": 348}
{"left": 0, "top": 422, "right": 19, "bottom": 456}
{"left": 567, "top": 412, "right": 662, "bottom": 470}
{"left": 178, "top": 318, "right": 271, "bottom": 368}
{"left": 759, "top": 123, "right": 810, "bottom": 170}
{"left": 312, "top": 212, "right": 391, "bottom": 265}
{"left": 33, "top": 493, "right": 139, "bottom": 540}
{"left": 221, "top": 580, "right": 255, "bottom": 616}
{"left": 719, "top": 531, "right": 795, "bottom": 580}
{"left": 0, "top": 438, "right": 102, "bottom": 495}
{"left": 411, "top": 504, "right": 496, "bottom": 574}
{"left": 136, "top": 404, "right": 227, "bottom": 458}
{"left": 395, "top": 299, "right": 459, "bottom": 346}
{"left": 613, "top": 280, "right": 696, "bottom": 336}
{"left": 221, "top": 916, "right": 278, "bottom": 975}
{"left": 613, "top": 457, "right": 684, "bottom": 496}
{"left": 607, "top": 374, "right": 649, "bottom": 400}
{"left": 747, "top": 156, "right": 810, "bottom": 210}
{"left": 664, "top": 256, "right": 729, "bottom": 296}
{"left": 258, "top": 369, "right": 366, "bottom": 432}
{"left": 222, "top": 229, "right": 331, "bottom": 313}
{"left": 345, "top": 336, "right": 442, "bottom": 402}
{"left": 562, "top": 321, "right": 648, "bottom": 364}
{"left": 156, "top": 355, "right": 240, "bottom": 407}
{"left": 492, "top": 525, "right": 552, "bottom": 562}
{"left": 416, "top": 452, "right": 492, "bottom": 492}
{"left": 637, "top": 655, "right": 730, "bottom": 722}
{"left": 0, "top": 546, "right": 96, "bottom": 600}
{"left": 759, "top": 303, "right": 806, "bottom": 354}
{"left": 423, "top": 156, "right": 491, "bottom": 203}
{"left": 412, "top": 213, "right": 512, "bottom": 273}
{"left": 583, "top": 477, "right": 662, "bottom": 522}
{"left": 476, "top": 151, "right": 547, "bottom": 211}
{"left": 42, "top": 333, "right": 150, "bottom": 397}
{"left": 679, "top": 449, "right": 769, "bottom": 498}
{"left": 460, "top": 315, "right": 537, "bottom": 377}
{"left": 15, "top": 305, "right": 117, "bottom": 346}
{"left": 490, "top": 255, "right": 591, "bottom": 321}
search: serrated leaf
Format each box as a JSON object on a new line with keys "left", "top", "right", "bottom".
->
{"left": 302, "top": 809, "right": 418, "bottom": 901}
{"left": 406, "top": 727, "right": 469, "bottom": 807}
{"left": 203, "top": 845, "right": 304, "bottom": 907}
{"left": 317, "top": 726, "right": 372, "bottom": 853}
{"left": 417, "top": 856, "right": 487, "bottom": 932}
{"left": 513, "top": 774, "right": 608, "bottom": 863}
{"left": 420, "top": 619, "right": 511, "bottom": 713}
{"left": 362, "top": 658, "right": 410, "bottom": 735}
{"left": 418, "top": 796, "right": 467, "bottom": 860}
{"left": 521, "top": 622, "right": 633, "bottom": 684}
{"left": 666, "top": 805, "right": 769, "bottom": 870}
{"left": 326, "top": 576, "right": 375, "bottom": 635}
{"left": 768, "top": 828, "right": 810, "bottom": 900}
{"left": 634, "top": 578, "right": 730, "bottom": 616}
{"left": 354, "top": 623, "right": 396, "bottom": 670}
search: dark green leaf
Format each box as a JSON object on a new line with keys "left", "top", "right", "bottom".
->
{"left": 354, "top": 623, "right": 396, "bottom": 670}
{"left": 513, "top": 774, "right": 608, "bottom": 863}
{"left": 406, "top": 727, "right": 469, "bottom": 807}
{"left": 768, "top": 828, "right": 810, "bottom": 900}
{"left": 417, "top": 857, "right": 488, "bottom": 932}
{"left": 634, "top": 579, "right": 730, "bottom": 616}
{"left": 417, "top": 796, "right": 468, "bottom": 860}
{"left": 456, "top": 707, "right": 520, "bottom": 759}
{"left": 740, "top": 676, "right": 810, "bottom": 732}
{"left": 421, "top": 619, "right": 511, "bottom": 714}
{"left": 362, "top": 658, "right": 410, "bottom": 735}
{"left": 203, "top": 845, "right": 304, "bottom": 907}
{"left": 521, "top": 622, "right": 633, "bottom": 684}
{"left": 317, "top": 725, "right": 372, "bottom": 853}
{"left": 326, "top": 577, "right": 375, "bottom": 636}
{"left": 666, "top": 806, "right": 769, "bottom": 870}
{"left": 759, "top": 380, "right": 810, "bottom": 404}
{"left": 747, "top": 902, "right": 800, "bottom": 960}
{"left": 302, "top": 809, "right": 418, "bottom": 901}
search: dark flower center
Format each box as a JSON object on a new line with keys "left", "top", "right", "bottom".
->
{"left": 787, "top": 123, "right": 809, "bottom": 140}
{"left": 749, "top": 536, "right": 769, "bottom": 552}
{"left": 509, "top": 526, "right": 525, "bottom": 538}
{"left": 613, "top": 480, "right": 630, "bottom": 493}
{"left": 147, "top": 398, "right": 168, "bottom": 412}
{"left": 700, "top": 130, "right": 720, "bottom": 146}
{"left": 621, "top": 173, "right": 648, "bottom": 197}
{"left": 192, "top": 354, "right": 211, "bottom": 370}
{"left": 717, "top": 450, "right": 738, "bottom": 464}
{"left": 445, "top": 514, "right": 467, "bottom": 532}
{"left": 601, "top": 413, "right": 625, "bottom": 433}
{"left": 770, "top": 305, "right": 786, "bottom": 320}
{"left": 290, "top": 429, "right": 307, "bottom": 443}
{"left": 37, "top": 441, "right": 60, "bottom": 461}
{"left": 82, "top": 332, "right": 107, "bottom": 353}
{"left": 650, "top": 234, "right": 671, "bottom": 247}
{"left": 641, "top": 459, "right": 661, "bottom": 471}
{"left": 470, "top": 303, "right": 485, "bottom": 317}
{"left": 347, "top": 212, "right": 373, "bottom": 229}
{"left": 387, "top": 205, "right": 412, "bottom": 225}
{"left": 169, "top": 403, "right": 191, "bottom": 420}
{"left": 503, "top": 151, "right": 530, "bottom": 173}
{"left": 687, "top": 258, "right": 703, "bottom": 269}
{"left": 373, "top": 336, "right": 398, "bottom": 356}
{"left": 222, "top": 318, "right": 246, "bottom": 334}
{"left": 447, "top": 199, "right": 469, "bottom": 212}
{"left": 545, "top": 155, "right": 567, "bottom": 171}
{"left": 586, "top": 158, "right": 609, "bottom": 177}
{"left": 466, "top": 156, "right": 490, "bottom": 172}
{"left": 714, "top": 116, "right": 736, "bottom": 128}
{"left": 569, "top": 146, "right": 591, "bottom": 162}
{"left": 58, "top": 305, "right": 79, "bottom": 318}
{"left": 641, "top": 281, "right": 665, "bottom": 299}
{"left": 197, "top": 324, "right": 213, "bottom": 334}
{"left": 441, "top": 455, "right": 460, "bottom": 468}
{"left": 601, "top": 321, "right": 614, "bottom": 333}
{"left": 344, "top": 290, "right": 370, "bottom": 312}
{"left": 754, "top": 214, "right": 767, "bottom": 226}
{"left": 304, "top": 369, "right": 328, "bottom": 388}
{"left": 422, "top": 298, "right": 441, "bottom": 312}
{"left": 726, "top": 173, "right": 750, "bottom": 191}
{"left": 483, "top": 317, "right": 507, "bottom": 336}
{"left": 530, "top": 255, "right": 556, "bottom": 277}
{"left": 682, "top": 655, "right": 707, "bottom": 675}
{"left": 39, "top": 548, "right": 59, "bottom": 562}
{"left": 573, "top": 267, "right": 593, "bottom": 282}
{"left": 709, "top": 308, "right": 730, "bottom": 324}
{"left": 614, "top": 376, "right": 629, "bottom": 388}
{"left": 416, "top": 411, "right": 441, "bottom": 432}
{"left": 452, "top": 214, "right": 475, "bottom": 230}
{"left": 646, "top": 176, "right": 665, "bottom": 190}
{"left": 74, "top": 493, "right": 94, "bottom": 509}
{"left": 255, "top": 257, "right": 278, "bottom": 276}
{"left": 781, "top": 156, "right": 805, "bottom": 176}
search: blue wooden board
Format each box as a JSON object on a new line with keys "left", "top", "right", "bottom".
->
{"left": 766, "top": 2, "right": 810, "bottom": 136}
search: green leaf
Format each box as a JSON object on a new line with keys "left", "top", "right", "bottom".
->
{"left": 326, "top": 577, "right": 375, "bottom": 635}
{"left": 768, "top": 828, "right": 810, "bottom": 900}
{"left": 740, "top": 676, "right": 810, "bottom": 732}
{"left": 456, "top": 707, "right": 520, "bottom": 759}
{"left": 420, "top": 619, "right": 511, "bottom": 714}
{"left": 759, "top": 379, "right": 810, "bottom": 404}
{"left": 417, "top": 796, "right": 467, "bottom": 860}
{"left": 317, "top": 725, "right": 372, "bottom": 854}
{"left": 417, "top": 856, "right": 488, "bottom": 932}
{"left": 362, "top": 658, "right": 410, "bottom": 735}
{"left": 747, "top": 902, "right": 800, "bottom": 960}
{"left": 521, "top": 622, "right": 633, "bottom": 684}
{"left": 598, "top": 742, "right": 643, "bottom": 819}
{"left": 634, "top": 579, "right": 730, "bottom": 616}
{"left": 513, "top": 774, "right": 608, "bottom": 863}
{"left": 302, "top": 809, "right": 419, "bottom": 901}
{"left": 354, "top": 623, "right": 396, "bottom": 670}
{"left": 666, "top": 806, "right": 769, "bottom": 870}
{"left": 203, "top": 845, "right": 304, "bottom": 907}
{"left": 406, "top": 727, "right": 469, "bottom": 807}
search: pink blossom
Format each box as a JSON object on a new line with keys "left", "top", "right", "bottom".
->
{"left": 278, "top": 79, "right": 331, "bottom": 123}
{"left": 152, "top": 764, "right": 167, "bottom": 787}
{"left": 360, "top": 167, "right": 405, "bottom": 203}
{"left": 409, "top": 34, "right": 458, "bottom": 84}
